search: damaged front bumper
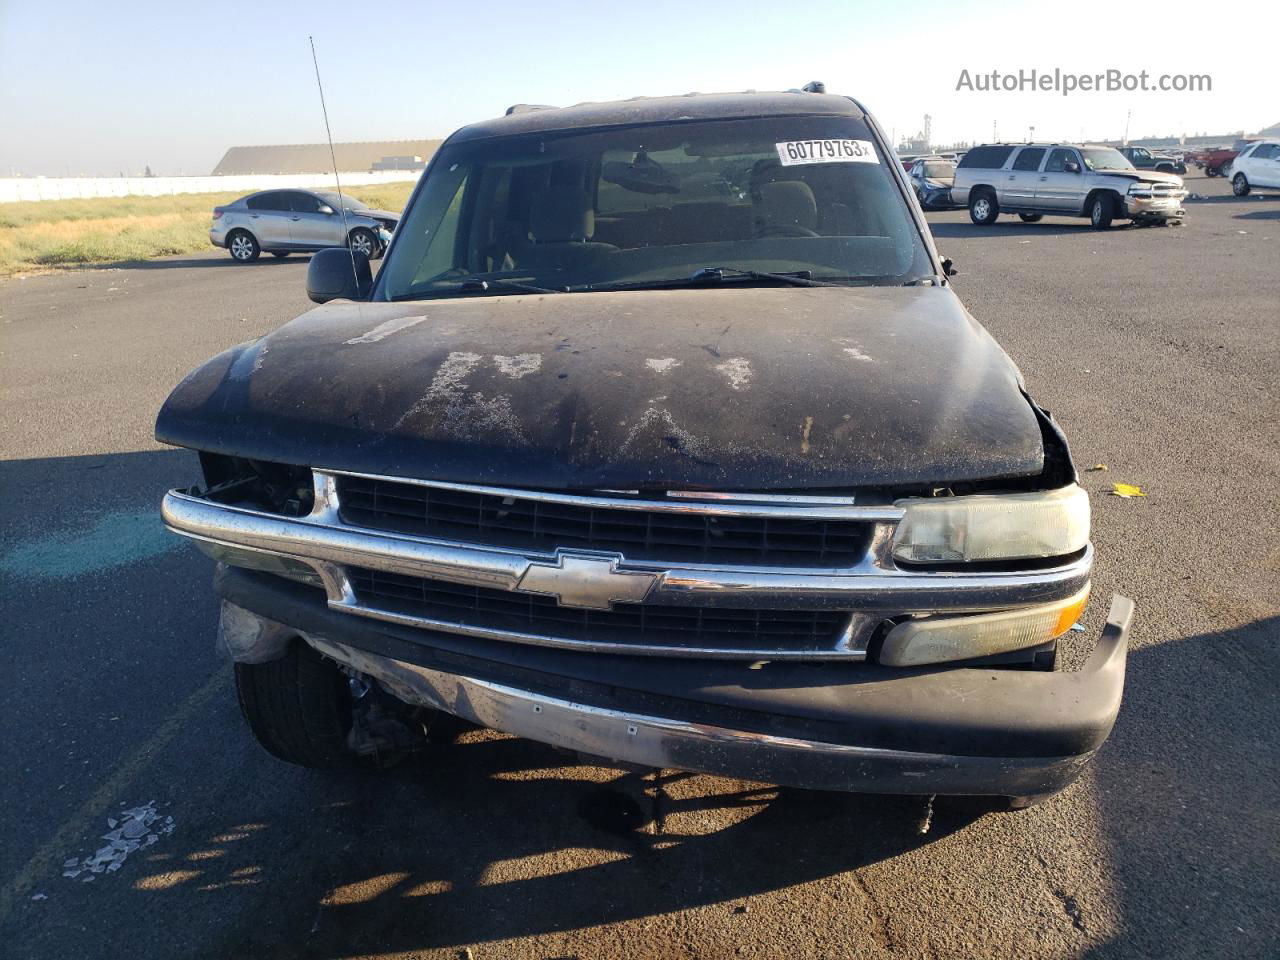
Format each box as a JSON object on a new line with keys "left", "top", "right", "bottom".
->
{"left": 216, "top": 566, "right": 1133, "bottom": 799}
{"left": 1124, "top": 193, "right": 1186, "bottom": 221}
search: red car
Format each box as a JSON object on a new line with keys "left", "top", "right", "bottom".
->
{"left": 1193, "top": 140, "right": 1258, "bottom": 178}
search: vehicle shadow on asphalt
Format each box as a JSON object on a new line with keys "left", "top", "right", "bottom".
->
{"left": 929, "top": 221, "right": 1110, "bottom": 239}
{"left": 110, "top": 255, "right": 312, "bottom": 271}
{"left": 126, "top": 729, "right": 994, "bottom": 958}
{"left": 1079, "top": 615, "right": 1280, "bottom": 958}
{"left": 1184, "top": 194, "right": 1279, "bottom": 206}
{"left": 140, "top": 615, "right": 1277, "bottom": 960}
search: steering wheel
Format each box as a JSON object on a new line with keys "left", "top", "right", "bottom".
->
{"left": 754, "top": 223, "right": 821, "bottom": 239}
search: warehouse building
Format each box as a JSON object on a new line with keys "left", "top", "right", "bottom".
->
{"left": 211, "top": 139, "right": 442, "bottom": 176}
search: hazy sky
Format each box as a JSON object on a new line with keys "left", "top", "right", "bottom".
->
{"left": 1, "top": 0, "right": 1271, "bottom": 177}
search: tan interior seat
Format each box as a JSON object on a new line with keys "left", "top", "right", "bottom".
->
{"left": 517, "top": 185, "right": 616, "bottom": 269}
{"left": 752, "top": 181, "right": 819, "bottom": 237}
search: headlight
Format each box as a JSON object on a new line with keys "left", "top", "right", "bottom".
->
{"left": 892, "top": 485, "right": 1090, "bottom": 564}
{"left": 879, "top": 585, "right": 1090, "bottom": 666}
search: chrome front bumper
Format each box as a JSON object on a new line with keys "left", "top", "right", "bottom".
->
{"left": 218, "top": 573, "right": 1133, "bottom": 798}
{"left": 1124, "top": 194, "right": 1186, "bottom": 219}
{"left": 162, "top": 469, "right": 1094, "bottom": 661}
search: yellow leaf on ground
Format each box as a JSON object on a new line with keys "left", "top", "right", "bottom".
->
{"left": 1111, "top": 483, "right": 1146, "bottom": 498}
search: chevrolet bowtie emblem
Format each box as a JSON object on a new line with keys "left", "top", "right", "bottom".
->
{"left": 516, "top": 552, "right": 660, "bottom": 610}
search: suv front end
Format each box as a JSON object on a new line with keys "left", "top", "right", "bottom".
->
{"left": 162, "top": 443, "right": 1128, "bottom": 803}
{"left": 1123, "top": 179, "right": 1187, "bottom": 222}
{"left": 158, "top": 89, "right": 1132, "bottom": 805}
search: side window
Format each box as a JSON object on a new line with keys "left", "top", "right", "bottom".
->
{"left": 288, "top": 192, "right": 324, "bottom": 214}
{"left": 958, "top": 145, "right": 1014, "bottom": 169}
{"left": 1044, "top": 149, "right": 1077, "bottom": 173}
{"left": 246, "top": 192, "right": 287, "bottom": 211}
{"left": 1012, "top": 148, "right": 1046, "bottom": 172}
{"left": 1255, "top": 144, "right": 1277, "bottom": 160}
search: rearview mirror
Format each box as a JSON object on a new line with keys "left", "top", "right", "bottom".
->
{"left": 1064, "top": 161, "right": 1080, "bottom": 173}
{"left": 307, "top": 247, "right": 372, "bottom": 303}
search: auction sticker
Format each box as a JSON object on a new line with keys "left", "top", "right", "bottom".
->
{"left": 776, "top": 139, "right": 878, "bottom": 166}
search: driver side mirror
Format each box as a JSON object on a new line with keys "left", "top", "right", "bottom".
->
{"left": 941, "top": 256, "right": 959, "bottom": 277}
{"left": 1064, "top": 161, "right": 1080, "bottom": 173}
{"left": 307, "top": 247, "right": 372, "bottom": 303}
{"left": 317, "top": 203, "right": 335, "bottom": 216}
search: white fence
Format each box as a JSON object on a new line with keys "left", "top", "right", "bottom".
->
{"left": 0, "top": 171, "right": 420, "bottom": 204}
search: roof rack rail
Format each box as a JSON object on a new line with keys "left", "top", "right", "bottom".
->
{"left": 505, "top": 104, "right": 558, "bottom": 116}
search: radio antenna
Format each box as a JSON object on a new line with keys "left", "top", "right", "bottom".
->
{"left": 309, "top": 35, "right": 358, "bottom": 288}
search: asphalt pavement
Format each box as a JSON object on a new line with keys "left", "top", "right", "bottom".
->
{"left": 1, "top": 172, "right": 1277, "bottom": 959}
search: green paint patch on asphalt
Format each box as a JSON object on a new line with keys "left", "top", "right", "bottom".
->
{"left": 0, "top": 509, "right": 181, "bottom": 580}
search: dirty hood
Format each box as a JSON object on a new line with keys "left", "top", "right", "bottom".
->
{"left": 1100, "top": 169, "right": 1183, "bottom": 186}
{"left": 156, "top": 287, "right": 1044, "bottom": 491}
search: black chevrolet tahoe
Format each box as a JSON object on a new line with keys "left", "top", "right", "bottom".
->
{"left": 158, "top": 88, "right": 1133, "bottom": 806}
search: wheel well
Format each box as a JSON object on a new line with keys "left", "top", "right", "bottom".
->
{"left": 1082, "top": 189, "right": 1120, "bottom": 215}
{"left": 227, "top": 227, "right": 257, "bottom": 244}
{"left": 971, "top": 184, "right": 996, "bottom": 199}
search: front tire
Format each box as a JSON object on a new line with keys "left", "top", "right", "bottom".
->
{"left": 235, "top": 640, "right": 355, "bottom": 768}
{"left": 969, "top": 191, "right": 999, "bottom": 225}
{"left": 348, "top": 228, "right": 380, "bottom": 259}
{"left": 228, "top": 230, "right": 260, "bottom": 262}
{"left": 1232, "top": 173, "right": 1251, "bottom": 197}
{"left": 1018, "top": 213, "right": 1043, "bottom": 223}
{"left": 1089, "top": 194, "right": 1115, "bottom": 230}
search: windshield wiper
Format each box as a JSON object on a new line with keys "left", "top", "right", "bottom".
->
{"left": 387, "top": 275, "right": 566, "bottom": 301}
{"left": 569, "top": 267, "right": 847, "bottom": 293}
{"left": 691, "top": 267, "right": 847, "bottom": 287}
{"left": 454, "top": 277, "right": 564, "bottom": 294}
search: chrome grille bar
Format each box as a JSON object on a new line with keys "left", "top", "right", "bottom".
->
{"left": 162, "top": 467, "right": 1093, "bottom": 660}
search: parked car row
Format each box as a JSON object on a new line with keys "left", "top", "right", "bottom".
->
{"left": 210, "top": 189, "right": 400, "bottom": 263}
{"left": 1189, "top": 139, "right": 1258, "bottom": 178}
{"left": 214, "top": 138, "right": 1270, "bottom": 265}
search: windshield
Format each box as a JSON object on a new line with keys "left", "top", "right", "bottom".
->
{"left": 316, "top": 190, "right": 368, "bottom": 211}
{"left": 377, "top": 116, "right": 930, "bottom": 300}
{"left": 1080, "top": 148, "right": 1135, "bottom": 172}
{"left": 920, "top": 162, "right": 955, "bottom": 178}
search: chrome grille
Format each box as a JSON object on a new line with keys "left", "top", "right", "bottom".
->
{"left": 161, "top": 469, "right": 1094, "bottom": 661}
{"left": 348, "top": 566, "right": 850, "bottom": 654}
{"left": 336, "top": 474, "right": 871, "bottom": 567}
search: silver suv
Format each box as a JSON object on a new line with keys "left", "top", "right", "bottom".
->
{"left": 951, "top": 143, "right": 1186, "bottom": 229}
{"left": 210, "top": 189, "right": 400, "bottom": 262}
